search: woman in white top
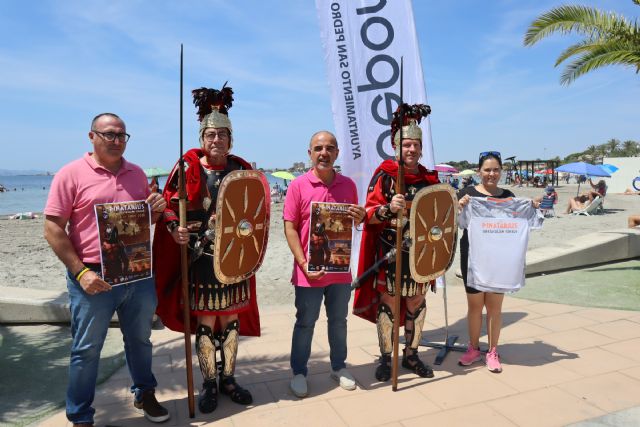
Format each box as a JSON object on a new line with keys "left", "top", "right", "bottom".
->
{"left": 456, "top": 151, "right": 539, "bottom": 373}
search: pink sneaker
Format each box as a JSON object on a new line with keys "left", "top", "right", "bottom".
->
{"left": 458, "top": 344, "right": 482, "bottom": 366}
{"left": 486, "top": 347, "right": 502, "bottom": 373}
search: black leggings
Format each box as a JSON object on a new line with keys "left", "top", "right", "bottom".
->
{"left": 460, "top": 249, "right": 481, "bottom": 295}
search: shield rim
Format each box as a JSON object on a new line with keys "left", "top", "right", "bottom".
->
{"left": 409, "top": 183, "right": 458, "bottom": 282}
{"left": 213, "top": 170, "right": 271, "bottom": 284}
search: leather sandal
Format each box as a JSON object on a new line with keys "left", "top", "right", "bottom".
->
{"left": 402, "top": 349, "right": 434, "bottom": 378}
{"left": 375, "top": 354, "right": 392, "bottom": 382}
{"left": 220, "top": 376, "right": 253, "bottom": 405}
{"left": 198, "top": 379, "right": 218, "bottom": 413}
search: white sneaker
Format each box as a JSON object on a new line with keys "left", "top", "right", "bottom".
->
{"left": 290, "top": 374, "right": 308, "bottom": 398}
{"left": 330, "top": 368, "right": 356, "bottom": 391}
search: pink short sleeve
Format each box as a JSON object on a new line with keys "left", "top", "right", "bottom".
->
{"left": 283, "top": 179, "right": 301, "bottom": 224}
{"left": 44, "top": 166, "right": 75, "bottom": 219}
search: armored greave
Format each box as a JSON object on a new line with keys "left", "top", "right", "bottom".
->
{"left": 219, "top": 319, "right": 240, "bottom": 379}
{"left": 196, "top": 324, "right": 217, "bottom": 381}
{"left": 404, "top": 300, "right": 427, "bottom": 350}
{"left": 376, "top": 303, "right": 394, "bottom": 357}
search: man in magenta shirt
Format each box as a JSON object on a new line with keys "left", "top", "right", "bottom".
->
{"left": 44, "top": 113, "right": 170, "bottom": 426}
{"left": 283, "top": 131, "right": 365, "bottom": 397}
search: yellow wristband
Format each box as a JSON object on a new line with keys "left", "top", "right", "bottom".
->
{"left": 75, "top": 267, "right": 90, "bottom": 282}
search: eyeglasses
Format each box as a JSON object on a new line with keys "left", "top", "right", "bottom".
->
{"left": 203, "top": 130, "right": 230, "bottom": 141}
{"left": 93, "top": 130, "right": 130, "bottom": 142}
{"left": 479, "top": 151, "right": 501, "bottom": 163}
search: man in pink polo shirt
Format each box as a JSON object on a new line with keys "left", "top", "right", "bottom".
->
{"left": 44, "top": 113, "right": 170, "bottom": 426}
{"left": 283, "top": 131, "right": 365, "bottom": 397}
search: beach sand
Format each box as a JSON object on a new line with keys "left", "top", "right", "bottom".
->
{"left": 1, "top": 184, "right": 638, "bottom": 307}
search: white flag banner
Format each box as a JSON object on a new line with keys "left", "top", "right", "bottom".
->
{"left": 316, "top": 0, "right": 434, "bottom": 272}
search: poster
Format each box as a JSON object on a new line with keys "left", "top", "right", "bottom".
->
{"left": 307, "top": 202, "right": 353, "bottom": 273}
{"left": 94, "top": 200, "right": 152, "bottom": 286}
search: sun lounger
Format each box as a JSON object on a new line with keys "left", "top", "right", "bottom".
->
{"left": 571, "top": 196, "right": 603, "bottom": 216}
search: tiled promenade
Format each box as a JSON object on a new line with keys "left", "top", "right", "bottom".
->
{"left": 39, "top": 285, "right": 640, "bottom": 426}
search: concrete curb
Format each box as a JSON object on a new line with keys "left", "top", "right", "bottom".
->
{"left": 526, "top": 228, "right": 640, "bottom": 275}
{"left": 0, "top": 286, "right": 72, "bottom": 323}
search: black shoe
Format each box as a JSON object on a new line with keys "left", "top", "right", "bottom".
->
{"left": 220, "top": 375, "right": 253, "bottom": 405}
{"left": 134, "top": 389, "right": 171, "bottom": 423}
{"left": 402, "top": 349, "right": 434, "bottom": 378}
{"left": 198, "top": 380, "right": 218, "bottom": 414}
{"left": 375, "top": 354, "right": 391, "bottom": 382}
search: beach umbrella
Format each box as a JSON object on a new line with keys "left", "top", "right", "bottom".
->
{"left": 435, "top": 164, "right": 458, "bottom": 173}
{"left": 556, "top": 162, "right": 610, "bottom": 177}
{"left": 143, "top": 167, "right": 171, "bottom": 178}
{"left": 271, "top": 171, "right": 296, "bottom": 181}
{"left": 600, "top": 164, "right": 619, "bottom": 175}
{"left": 455, "top": 169, "right": 476, "bottom": 177}
{"left": 556, "top": 162, "right": 610, "bottom": 195}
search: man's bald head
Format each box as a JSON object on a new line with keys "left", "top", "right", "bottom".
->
{"left": 308, "top": 130, "right": 339, "bottom": 172}
{"left": 309, "top": 131, "right": 337, "bottom": 149}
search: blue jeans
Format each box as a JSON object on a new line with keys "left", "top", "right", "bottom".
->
{"left": 290, "top": 284, "right": 351, "bottom": 376}
{"left": 65, "top": 270, "right": 158, "bottom": 424}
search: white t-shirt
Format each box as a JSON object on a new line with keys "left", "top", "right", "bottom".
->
{"left": 458, "top": 197, "right": 543, "bottom": 293}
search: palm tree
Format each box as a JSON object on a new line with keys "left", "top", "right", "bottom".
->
{"left": 623, "top": 139, "right": 640, "bottom": 156}
{"left": 524, "top": 1, "right": 640, "bottom": 85}
{"left": 585, "top": 144, "right": 599, "bottom": 160}
{"left": 605, "top": 138, "right": 621, "bottom": 155}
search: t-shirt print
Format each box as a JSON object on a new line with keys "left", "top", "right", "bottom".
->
{"left": 458, "top": 197, "right": 543, "bottom": 293}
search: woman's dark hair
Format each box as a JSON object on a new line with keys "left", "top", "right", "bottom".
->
{"left": 478, "top": 152, "right": 502, "bottom": 168}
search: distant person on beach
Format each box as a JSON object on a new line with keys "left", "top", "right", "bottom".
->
{"left": 283, "top": 130, "right": 365, "bottom": 397}
{"left": 149, "top": 176, "right": 160, "bottom": 193}
{"left": 511, "top": 173, "right": 520, "bottom": 187}
{"left": 457, "top": 151, "right": 541, "bottom": 373}
{"left": 353, "top": 104, "right": 439, "bottom": 382}
{"left": 565, "top": 194, "right": 589, "bottom": 214}
{"left": 43, "top": 113, "right": 170, "bottom": 425}
{"left": 534, "top": 185, "right": 558, "bottom": 217}
{"left": 587, "top": 178, "right": 606, "bottom": 201}
{"left": 153, "top": 85, "right": 259, "bottom": 414}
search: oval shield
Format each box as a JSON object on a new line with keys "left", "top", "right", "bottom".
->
{"left": 213, "top": 170, "right": 271, "bottom": 284}
{"left": 409, "top": 184, "right": 458, "bottom": 282}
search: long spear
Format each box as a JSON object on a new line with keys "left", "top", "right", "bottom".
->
{"left": 178, "top": 44, "right": 196, "bottom": 418}
{"left": 391, "top": 57, "right": 404, "bottom": 392}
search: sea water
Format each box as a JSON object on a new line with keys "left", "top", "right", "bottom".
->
{"left": 0, "top": 173, "right": 297, "bottom": 215}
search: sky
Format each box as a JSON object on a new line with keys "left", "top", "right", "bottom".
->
{"left": 0, "top": 0, "right": 638, "bottom": 172}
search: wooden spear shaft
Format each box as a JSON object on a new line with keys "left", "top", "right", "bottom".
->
{"left": 391, "top": 57, "right": 404, "bottom": 392}
{"left": 178, "top": 44, "right": 196, "bottom": 418}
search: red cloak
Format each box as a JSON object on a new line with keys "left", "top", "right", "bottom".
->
{"left": 153, "top": 148, "right": 260, "bottom": 336}
{"left": 353, "top": 160, "right": 440, "bottom": 324}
